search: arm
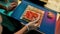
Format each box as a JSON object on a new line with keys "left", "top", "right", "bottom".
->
{"left": 14, "top": 25, "right": 28, "bottom": 34}
{"left": 55, "top": 17, "right": 60, "bottom": 34}
{"left": 0, "top": 4, "right": 7, "bottom": 10}
{"left": 14, "top": 21, "right": 40, "bottom": 34}
{"left": 0, "top": 15, "right": 3, "bottom": 34}
{"left": 14, "top": 15, "right": 40, "bottom": 34}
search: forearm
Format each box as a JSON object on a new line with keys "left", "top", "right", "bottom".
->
{"left": 0, "top": 4, "right": 7, "bottom": 10}
{"left": 14, "top": 17, "right": 40, "bottom": 34}
{"left": 0, "top": 15, "right": 2, "bottom": 34}
{"left": 14, "top": 25, "right": 28, "bottom": 34}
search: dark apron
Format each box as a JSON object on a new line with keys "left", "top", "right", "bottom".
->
{"left": 0, "top": 13, "right": 24, "bottom": 34}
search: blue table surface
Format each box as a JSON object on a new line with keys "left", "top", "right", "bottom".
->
{"left": 11, "top": 1, "right": 57, "bottom": 34}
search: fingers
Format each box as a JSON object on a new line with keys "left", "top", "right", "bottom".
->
{"left": 27, "top": 13, "right": 40, "bottom": 29}
{"left": 34, "top": 22, "right": 40, "bottom": 27}
{"left": 10, "top": 2, "right": 17, "bottom": 7}
{"left": 34, "top": 18, "right": 41, "bottom": 27}
{"left": 31, "top": 13, "right": 40, "bottom": 23}
{"left": 8, "top": 2, "right": 17, "bottom": 11}
{"left": 27, "top": 22, "right": 34, "bottom": 26}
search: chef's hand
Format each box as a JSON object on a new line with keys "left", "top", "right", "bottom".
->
{"left": 8, "top": 2, "right": 18, "bottom": 11}
{"left": 26, "top": 14, "right": 40, "bottom": 30}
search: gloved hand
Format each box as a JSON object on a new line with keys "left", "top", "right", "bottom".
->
{"left": 26, "top": 14, "right": 40, "bottom": 30}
